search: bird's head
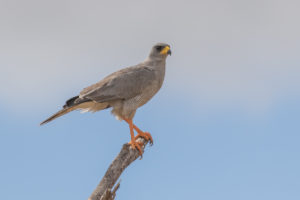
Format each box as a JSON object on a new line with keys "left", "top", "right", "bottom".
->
{"left": 148, "top": 43, "right": 171, "bottom": 60}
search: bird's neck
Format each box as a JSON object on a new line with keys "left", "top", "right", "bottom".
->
{"left": 144, "top": 57, "right": 166, "bottom": 67}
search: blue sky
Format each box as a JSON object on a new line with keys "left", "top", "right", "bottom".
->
{"left": 1, "top": 0, "right": 300, "bottom": 199}
{"left": 1, "top": 95, "right": 300, "bottom": 199}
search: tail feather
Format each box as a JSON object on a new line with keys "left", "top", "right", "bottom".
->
{"left": 40, "top": 106, "right": 76, "bottom": 125}
{"left": 40, "top": 97, "right": 109, "bottom": 125}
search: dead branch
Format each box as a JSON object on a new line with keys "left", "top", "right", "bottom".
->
{"left": 88, "top": 138, "right": 149, "bottom": 200}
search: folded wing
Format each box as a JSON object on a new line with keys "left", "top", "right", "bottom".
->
{"left": 78, "top": 64, "right": 156, "bottom": 103}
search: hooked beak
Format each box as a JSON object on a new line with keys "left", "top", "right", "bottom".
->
{"left": 160, "top": 46, "right": 172, "bottom": 56}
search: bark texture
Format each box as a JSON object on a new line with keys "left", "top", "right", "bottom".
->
{"left": 88, "top": 138, "right": 148, "bottom": 200}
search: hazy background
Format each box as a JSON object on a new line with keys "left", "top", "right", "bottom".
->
{"left": 1, "top": 0, "right": 300, "bottom": 199}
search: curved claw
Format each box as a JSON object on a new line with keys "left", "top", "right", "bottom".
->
{"left": 135, "top": 131, "right": 153, "bottom": 146}
{"left": 124, "top": 118, "right": 152, "bottom": 159}
{"left": 128, "top": 140, "right": 144, "bottom": 159}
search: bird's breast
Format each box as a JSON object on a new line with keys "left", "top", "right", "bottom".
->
{"left": 133, "top": 71, "right": 165, "bottom": 108}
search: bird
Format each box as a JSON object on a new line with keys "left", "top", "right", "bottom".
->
{"left": 40, "top": 43, "right": 171, "bottom": 156}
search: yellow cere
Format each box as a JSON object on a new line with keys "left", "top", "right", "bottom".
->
{"left": 160, "top": 46, "right": 170, "bottom": 55}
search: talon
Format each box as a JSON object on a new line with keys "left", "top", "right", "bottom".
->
{"left": 124, "top": 118, "right": 152, "bottom": 159}
{"left": 135, "top": 131, "right": 153, "bottom": 145}
{"left": 128, "top": 140, "right": 144, "bottom": 158}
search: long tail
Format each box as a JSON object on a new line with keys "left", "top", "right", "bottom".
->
{"left": 40, "top": 106, "right": 77, "bottom": 125}
{"left": 40, "top": 95, "right": 109, "bottom": 125}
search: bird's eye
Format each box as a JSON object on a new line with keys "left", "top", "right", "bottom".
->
{"left": 155, "top": 46, "right": 163, "bottom": 51}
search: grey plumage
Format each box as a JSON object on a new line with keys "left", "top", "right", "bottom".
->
{"left": 40, "top": 43, "right": 171, "bottom": 125}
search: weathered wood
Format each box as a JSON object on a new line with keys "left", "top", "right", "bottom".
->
{"left": 98, "top": 182, "right": 120, "bottom": 200}
{"left": 88, "top": 138, "right": 149, "bottom": 200}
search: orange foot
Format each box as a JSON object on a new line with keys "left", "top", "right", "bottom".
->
{"left": 124, "top": 118, "right": 154, "bottom": 146}
{"left": 134, "top": 129, "right": 153, "bottom": 146}
{"left": 125, "top": 118, "right": 145, "bottom": 158}
{"left": 128, "top": 140, "right": 144, "bottom": 157}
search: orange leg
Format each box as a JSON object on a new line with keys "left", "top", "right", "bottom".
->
{"left": 126, "top": 119, "right": 143, "bottom": 156}
{"left": 124, "top": 119, "right": 153, "bottom": 145}
{"left": 132, "top": 125, "right": 153, "bottom": 145}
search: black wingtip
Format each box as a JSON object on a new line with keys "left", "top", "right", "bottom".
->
{"left": 64, "top": 96, "right": 79, "bottom": 108}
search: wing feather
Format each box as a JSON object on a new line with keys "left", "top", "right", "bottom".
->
{"left": 79, "top": 64, "right": 156, "bottom": 103}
